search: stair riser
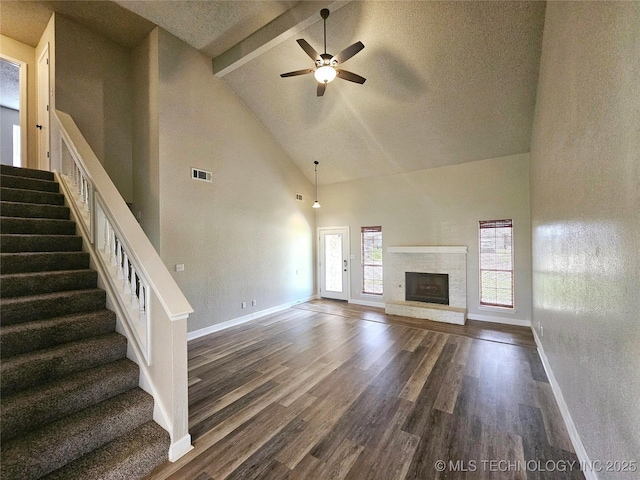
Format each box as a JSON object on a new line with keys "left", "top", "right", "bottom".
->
{"left": 1, "top": 270, "right": 97, "bottom": 298}
{"left": 0, "top": 310, "right": 115, "bottom": 358}
{"left": 0, "top": 217, "right": 76, "bottom": 235}
{"left": 0, "top": 334, "right": 128, "bottom": 395}
{"left": 0, "top": 165, "right": 54, "bottom": 181}
{"left": 0, "top": 252, "right": 90, "bottom": 274}
{"left": 0, "top": 389, "right": 153, "bottom": 480}
{"left": 0, "top": 202, "right": 70, "bottom": 220}
{"left": 1, "top": 290, "right": 106, "bottom": 326}
{"left": 1, "top": 360, "right": 139, "bottom": 442}
{"left": 0, "top": 235, "right": 83, "bottom": 253}
{"left": 0, "top": 187, "right": 65, "bottom": 206}
{"left": 0, "top": 175, "right": 59, "bottom": 193}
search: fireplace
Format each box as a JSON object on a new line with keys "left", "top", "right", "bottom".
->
{"left": 405, "top": 272, "right": 449, "bottom": 305}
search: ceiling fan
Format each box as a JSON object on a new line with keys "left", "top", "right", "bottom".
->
{"left": 280, "top": 8, "right": 366, "bottom": 97}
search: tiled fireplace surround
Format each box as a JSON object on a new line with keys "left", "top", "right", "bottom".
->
{"left": 385, "top": 246, "right": 467, "bottom": 325}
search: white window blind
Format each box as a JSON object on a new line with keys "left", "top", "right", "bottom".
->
{"left": 362, "top": 226, "right": 383, "bottom": 295}
{"left": 479, "top": 219, "right": 514, "bottom": 308}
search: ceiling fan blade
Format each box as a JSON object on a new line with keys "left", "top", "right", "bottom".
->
{"left": 336, "top": 69, "right": 366, "bottom": 84}
{"left": 280, "top": 69, "right": 315, "bottom": 78}
{"left": 317, "top": 82, "right": 326, "bottom": 97}
{"left": 297, "top": 39, "right": 321, "bottom": 62}
{"left": 332, "top": 41, "right": 364, "bottom": 64}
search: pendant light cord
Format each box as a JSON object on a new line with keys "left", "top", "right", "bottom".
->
{"left": 315, "top": 162, "right": 319, "bottom": 201}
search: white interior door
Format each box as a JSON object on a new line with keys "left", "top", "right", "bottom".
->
{"left": 319, "top": 227, "right": 349, "bottom": 301}
{"left": 37, "top": 44, "right": 50, "bottom": 171}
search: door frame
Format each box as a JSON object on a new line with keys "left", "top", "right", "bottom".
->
{"left": 317, "top": 226, "right": 350, "bottom": 301}
{"left": 0, "top": 54, "right": 27, "bottom": 167}
{"left": 37, "top": 43, "right": 50, "bottom": 171}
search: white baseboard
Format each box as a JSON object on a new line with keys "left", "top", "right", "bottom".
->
{"left": 349, "top": 299, "right": 385, "bottom": 308}
{"left": 169, "top": 433, "right": 193, "bottom": 462}
{"left": 467, "top": 312, "right": 531, "bottom": 327}
{"left": 187, "top": 295, "right": 318, "bottom": 341}
{"left": 532, "top": 328, "right": 596, "bottom": 480}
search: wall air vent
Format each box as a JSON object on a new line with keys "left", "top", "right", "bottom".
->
{"left": 296, "top": 193, "right": 305, "bottom": 202}
{"left": 191, "top": 167, "right": 212, "bottom": 183}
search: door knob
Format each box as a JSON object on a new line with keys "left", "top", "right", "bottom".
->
{"left": 36, "top": 124, "right": 42, "bottom": 129}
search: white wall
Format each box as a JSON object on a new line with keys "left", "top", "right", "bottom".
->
{"left": 317, "top": 153, "right": 532, "bottom": 325}
{"left": 132, "top": 28, "right": 316, "bottom": 332}
{"left": 530, "top": 2, "right": 640, "bottom": 476}
{"left": 132, "top": 30, "right": 161, "bottom": 251}
{"left": 55, "top": 14, "right": 133, "bottom": 201}
{"left": 0, "top": 106, "right": 19, "bottom": 165}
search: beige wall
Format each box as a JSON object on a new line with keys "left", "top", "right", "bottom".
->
{"left": 132, "top": 29, "right": 161, "bottom": 251}
{"left": 317, "top": 153, "right": 532, "bottom": 325}
{"left": 530, "top": 1, "right": 640, "bottom": 473}
{"left": 54, "top": 15, "right": 133, "bottom": 201}
{"left": 0, "top": 35, "right": 36, "bottom": 168}
{"left": 132, "top": 28, "right": 316, "bottom": 332}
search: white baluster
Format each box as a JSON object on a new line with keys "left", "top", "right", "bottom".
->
{"left": 123, "top": 253, "right": 131, "bottom": 294}
{"left": 116, "top": 240, "right": 123, "bottom": 279}
{"left": 130, "top": 268, "right": 139, "bottom": 309}
{"left": 103, "top": 219, "right": 111, "bottom": 254}
{"left": 110, "top": 231, "right": 117, "bottom": 267}
{"left": 139, "top": 284, "right": 146, "bottom": 319}
{"left": 84, "top": 180, "right": 90, "bottom": 212}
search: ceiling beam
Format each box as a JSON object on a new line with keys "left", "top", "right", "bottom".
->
{"left": 213, "top": 0, "right": 350, "bottom": 78}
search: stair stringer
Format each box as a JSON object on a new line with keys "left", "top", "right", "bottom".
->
{"left": 55, "top": 172, "right": 193, "bottom": 462}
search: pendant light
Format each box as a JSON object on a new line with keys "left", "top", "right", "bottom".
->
{"left": 312, "top": 161, "right": 321, "bottom": 209}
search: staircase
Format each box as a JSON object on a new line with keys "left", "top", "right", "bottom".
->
{"left": 0, "top": 165, "right": 170, "bottom": 479}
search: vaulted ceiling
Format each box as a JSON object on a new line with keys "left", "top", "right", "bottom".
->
{"left": 1, "top": 1, "right": 546, "bottom": 185}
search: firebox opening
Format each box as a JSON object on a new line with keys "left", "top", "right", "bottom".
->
{"left": 405, "top": 272, "right": 449, "bottom": 305}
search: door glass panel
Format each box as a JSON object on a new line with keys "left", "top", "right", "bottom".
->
{"left": 325, "top": 234, "right": 343, "bottom": 292}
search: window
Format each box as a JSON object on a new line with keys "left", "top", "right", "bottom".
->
{"left": 362, "top": 226, "right": 383, "bottom": 295}
{"left": 479, "top": 219, "right": 514, "bottom": 308}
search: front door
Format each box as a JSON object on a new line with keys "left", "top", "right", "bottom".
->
{"left": 319, "top": 227, "right": 349, "bottom": 301}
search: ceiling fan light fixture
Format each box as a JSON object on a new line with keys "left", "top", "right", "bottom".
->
{"left": 314, "top": 65, "right": 336, "bottom": 84}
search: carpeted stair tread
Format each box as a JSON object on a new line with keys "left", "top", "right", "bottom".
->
{"left": 0, "top": 216, "right": 76, "bottom": 235}
{"left": 1, "top": 269, "right": 97, "bottom": 297}
{"left": 0, "top": 166, "right": 169, "bottom": 477}
{"left": 0, "top": 187, "right": 65, "bottom": 206}
{"left": 0, "top": 332, "right": 127, "bottom": 395}
{"left": 0, "top": 174, "right": 59, "bottom": 193}
{"left": 0, "top": 201, "right": 70, "bottom": 219}
{"left": 0, "top": 309, "right": 116, "bottom": 358}
{"left": 1, "top": 358, "right": 140, "bottom": 442}
{"left": 0, "top": 388, "right": 154, "bottom": 480}
{"left": 0, "top": 288, "right": 106, "bottom": 325}
{"left": 0, "top": 251, "right": 90, "bottom": 274}
{"left": 0, "top": 234, "right": 82, "bottom": 253}
{"left": 42, "top": 420, "right": 170, "bottom": 480}
{"left": 0, "top": 165, "right": 55, "bottom": 181}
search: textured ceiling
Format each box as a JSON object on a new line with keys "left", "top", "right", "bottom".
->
{"left": 0, "top": 58, "right": 20, "bottom": 110}
{"left": 113, "top": 0, "right": 300, "bottom": 58}
{"left": 0, "top": 1, "right": 155, "bottom": 48}
{"left": 2, "top": 1, "right": 546, "bottom": 185}
{"left": 222, "top": 1, "right": 546, "bottom": 184}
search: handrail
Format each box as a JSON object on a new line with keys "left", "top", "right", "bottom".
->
{"left": 50, "top": 109, "right": 193, "bottom": 460}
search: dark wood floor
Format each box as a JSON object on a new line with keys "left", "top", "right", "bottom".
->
{"left": 147, "top": 300, "right": 583, "bottom": 480}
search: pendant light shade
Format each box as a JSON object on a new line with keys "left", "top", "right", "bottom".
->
{"left": 313, "top": 161, "right": 321, "bottom": 208}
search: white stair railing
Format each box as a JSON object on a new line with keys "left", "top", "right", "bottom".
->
{"left": 50, "top": 109, "right": 194, "bottom": 461}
